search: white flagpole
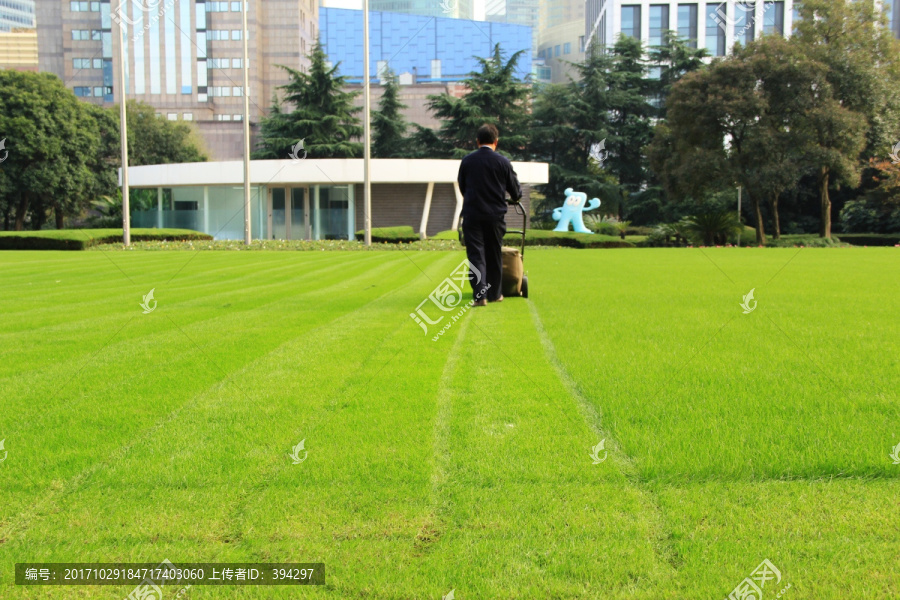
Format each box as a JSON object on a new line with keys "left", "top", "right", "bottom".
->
{"left": 242, "top": 0, "right": 252, "bottom": 245}
{"left": 116, "top": 0, "right": 130, "bottom": 246}
{"left": 363, "top": 0, "right": 372, "bottom": 246}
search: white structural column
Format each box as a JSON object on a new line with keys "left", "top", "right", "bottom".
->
{"left": 314, "top": 185, "right": 321, "bottom": 240}
{"left": 347, "top": 185, "right": 355, "bottom": 241}
{"left": 156, "top": 187, "right": 163, "bottom": 228}
{"left": 419, "top": 182, "right": 434, "bottom": 239}
{"left": 203, "top": 186, "right": 209, "bottom": 234}
{"left": 304, "top": 188, "right": 311, "bottom": 240}
{"left": 266, "top": 189, "right": 273, "bottom": 240}
{"left": 285, "top": 189, "right": 293, "bottom": 240}
{"left": 451, "top": 181, "right": 464, "bottom": 231}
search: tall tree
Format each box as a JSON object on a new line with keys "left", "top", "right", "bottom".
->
{"left": 604, "top": 35, "right": 655, "bottom": 217}
{"left": 254, "top": 41, "right": 362, "bottom": 159}
{"left": 738, "top": 36, "right": 835, "bottom": 239}
{"left": 529, "top": 82, "right": 617, "bottom": 216}
{"left": 427, "top": 44, "right": 530, "bottom": 158}
{"left": 252, "top": 94, "right": 294, "bottom": 160}
{"left": 372, "top": 69, "right": 409, "bottom": 158}
{"left": 125, "top": 101, "right": 207, "bottom": 166}
{"left": 0, "top": 71, "right": 100, "bottom": 230}
{"left": 647, "top": 31, "right": 709, "bottom": 119}
{"left": 792, "top": 0, "right": 900, "bottom": 236}
{"left": 648, "top": 54, "right": 769, "bottom": 242}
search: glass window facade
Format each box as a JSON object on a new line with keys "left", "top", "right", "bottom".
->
{"left": 678, "top": 4, "right": 698, "bottom": 48}
{"left": 149, "top": 4, "right": 161, "bottom": 94}
{"left": 706, "top": 3, "right": 726, "bottom": 56}
{"left": 621, "top": 5, "right": 641, "bottom": 40}
{"left": 180, "top": 0, "right": 192, "bottom": 94}
{"left": 763, "top": 1, "right": 785, "bottom": 35}
{"left": 735, "top": 2, "right": 754, "bottom": 46}
{"left": 164, "top": 2, "right": 176, "bottom": 94}
{"left": 649, "top": 5, "right": 669, "bottom": 46}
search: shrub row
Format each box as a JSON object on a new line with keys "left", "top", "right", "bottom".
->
{"left": 836, "top": 234, "right": 900, "bottom": 246}
{"left": 0, "top": 229, "right": 213, "bottom": 250}
{"left": 354, "top": 226, "right": 421, "bottom": 244}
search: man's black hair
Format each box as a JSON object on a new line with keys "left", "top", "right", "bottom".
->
{"left": 477, "top": 124, "right": 499, "bottom": 145}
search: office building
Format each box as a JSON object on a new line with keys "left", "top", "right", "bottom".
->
{"left": 36, "top": 0, "right": 317, "bottom": 160}
{"left": 369, "top": 0, "right": 474, "bottom": 20}
{"left": 0, "top": 29, "right": 38, "bottom": 70}
{"left": 536, "top": 0, "right": 584, "bottom": 83}
{"left": 485, "top": 0, "right": 539, "bottom": 47}
{"left": 0, "top": 0, "right": 35, "bottom": 31}
{"left": 585, "top": 1, "right": 801, "bottom": 56}
{"left": 320, "top": 7, "right": 532, "bottom": 83}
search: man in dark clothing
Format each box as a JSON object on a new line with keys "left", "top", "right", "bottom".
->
{"left": 458, "top": 124, "right": 523, "bottom": 306}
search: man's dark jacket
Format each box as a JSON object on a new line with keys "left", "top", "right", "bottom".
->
{"left": 458, "top": 146, "right": 523, "bottom": 220}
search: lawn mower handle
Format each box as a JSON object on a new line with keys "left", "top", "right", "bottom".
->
{"left": 506, "top": 200, "right": 527, "bottom": 258}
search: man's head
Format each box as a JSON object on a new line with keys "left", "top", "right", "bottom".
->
{"left": 476, "top": 124, "right": 499, "bottom": 149}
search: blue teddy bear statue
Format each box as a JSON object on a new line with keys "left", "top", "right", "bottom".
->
{"left": 553, "top": 188, "right": 601, "bottom": 234}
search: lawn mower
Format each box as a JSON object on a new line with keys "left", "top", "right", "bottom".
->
{"left": 458, "top": 200, "right": 528, "bottom": 299}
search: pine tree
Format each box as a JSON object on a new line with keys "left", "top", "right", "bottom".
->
{"left": 371, "top": 69, "right": 408, "bottom": 158}
{"left": 254, "top": 41, "right": 362, "bottom": 159}
{"left": 647, "top": 31, "right": 709, "bottom": 119}
{"left": 604, "top": 36, "right": 655, "bottom": 215}
{"left": 427, "top": 44, "right": 531, "bottom": 159}
{"left": 252, "top": 94, "right": 293, "bottom": 160}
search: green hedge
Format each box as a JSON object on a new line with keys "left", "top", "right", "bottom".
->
{"left": 431, "top": 229, "right": 635, "bottom": 248}
{"left": 505, "top": 229, "right": 634, "bottom": 249}
{"left": 0, "top": 228, "right": 212, "bottom": 250}
{"left": 836, "top": 234, "right": 900, "bottom": 247}
{"left": 354, "top": 226, "right": 421, "bottom": 243}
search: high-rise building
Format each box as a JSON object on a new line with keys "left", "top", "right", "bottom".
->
{"left": 36, "top": 0, "right": 317, "bottom": 160}
{"left": 536, "top": 0, "right": 584, "bottom": 83}
{"left": 585, "top": 0, "right": 802, "bottom": 56}
{"left": 321, "top": 7, "right": 532, "bottom": 83}
{"left": 0, "top": 30, "right": 38, "bottom": 70}
{"left": 368, "top": 0, "right": 474, "bottom": 20}
{"left": 885, "top": 0, "right": 900, "bottom": 37}
{"left": 0, "top": 0, "right": 35, "bottom": 31}
{"left": 585, "top": 1, "right": 900, "bottom": 57}
{"left": 485, "top": 0, "right": 538, "bottom": 48}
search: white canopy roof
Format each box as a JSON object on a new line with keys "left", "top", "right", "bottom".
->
{"left": 125, "top": 158, "right": 549, "bottom": 187}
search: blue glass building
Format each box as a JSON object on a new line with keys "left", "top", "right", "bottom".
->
{"left": 320, "top": 7, "right": 533, "bottom": 84}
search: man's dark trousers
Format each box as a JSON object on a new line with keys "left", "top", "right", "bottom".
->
{"left": 463, "top": 216, "right": 506, "bottom": 302}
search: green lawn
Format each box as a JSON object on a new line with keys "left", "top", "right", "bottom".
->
{"left": 1, "top": 247, "right": 898, "bottom": 598}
